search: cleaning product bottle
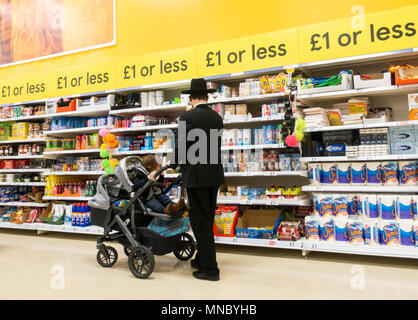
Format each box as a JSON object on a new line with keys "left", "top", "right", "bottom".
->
{"left": 71, "top": 203, "right": 77, "bottom": 226}
{"left": 79, "top": 203, "right": 85, "bottom": 227}
{"left": 85, "top": 204, "right": 91, "bottom": 227}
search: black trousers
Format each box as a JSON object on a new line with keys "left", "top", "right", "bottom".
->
{"left": 186, "top": 186, "right": 220, "bottom": 276}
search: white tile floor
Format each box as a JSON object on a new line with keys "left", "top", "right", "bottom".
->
{"left": 1, "top": 229, "right": 418, "bottom": 300}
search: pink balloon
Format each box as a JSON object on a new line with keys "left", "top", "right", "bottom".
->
{"left": 99, "top": 128, "right": 110, "bottom": 138}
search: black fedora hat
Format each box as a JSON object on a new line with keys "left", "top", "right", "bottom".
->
{"left": 181, "top": 78, "right": 217, "bottom": 95}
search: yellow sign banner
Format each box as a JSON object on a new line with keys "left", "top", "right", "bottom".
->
{"left": 298, "top": 5, "right": 418, "bottom": 64}
{"left": 116, "top": 47, "right": 196, "bottom": 89}
{"left": 51, "top": 61, "right": 117, "bottom": 97}
{"left": 195, "top": 28, "right": 298, "bottom": 78}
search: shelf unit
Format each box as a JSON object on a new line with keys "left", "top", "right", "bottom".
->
{"left": 0, "top": 182, "right": 45, "bottom": 187}
{"left": 0, "top": 202, "right": 48, "bottom": 207}
{"left": 0, "top": 138, "right": 45, "bottom": 144}
{"left": 0, "top": 221, "right": 104, "bottom": 235}
{"left": 44, "top": 126, "right": 106, "bottom": 137}
{"left": 0, "top": 47, "right": 417, "bottom": 260}
{"left": 302, "top": 185, "right": 418, "bottom": 193}
{"left": 42, "top": 171, "right": 103, "bottom": 176}
{"left": 43, "top": 196, "right": 93, "bottom": 201}
{"left": 304, "top": 120, "right": 418, "bottom": 133}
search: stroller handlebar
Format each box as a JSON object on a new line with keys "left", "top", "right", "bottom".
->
{"left": 151, "top": 165, "right": 170, "bottom": 180}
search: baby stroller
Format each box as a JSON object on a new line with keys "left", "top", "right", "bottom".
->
{"left": 88, "top": 156, "right": 196, "bottom": 279}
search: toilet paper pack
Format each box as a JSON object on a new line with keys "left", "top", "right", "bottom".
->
{"left": 332, "top": 194, "right": 349, "bottom": 217}
{"left": 378, "top": 194, "right": 396, "bottom": 220}
{"left": 322, "top": 163, "right": 337, "bottom": 184}
{"left": 379, "top": 220, "right": 400, "bottom": 247}
{"left": 366, "top": 162, "right": 382, "bottom": 185}
{"left": 308, "top": 163, "right": 322, "bottom": 185}
{"left": 351, "top": 162, "right": 367, "bottom": 185}
{"left": 399, "top": 220, "right": 415, "bottom": 247}
{"left": 398, "top": 161, "right": 416, "bottom": 185}
{"left": 319, "top": 217, "right": 335, "bottom": 242}
{"left": 337, "top": 162, "right": 351, "bottom": 184}
{"left": 396, "top": 195, "right": 414, "bottom": 220}
{"left": 363, "top": 218, "right": 380, "bottom": 246}
{"left": 380, "top": 161, "right": 399, "bottom": 186}
{"left": 359, "top": 194, "right": 378, "bottom": 219}
{"left": 414, "top": 220, "right": 418, "bottom": 247}
{"left": 334, "top": 217, "right": 349, "bottom": 242}
{"left": 315, "top": 194, "right": 334, "bottom": 217}
{"left": 305, "top": 216, "right": 320, "bottom": 241}
{"left": 347, "top": 193, "right": 362, "bottom": 218}
{"left": 348, "top": 219, "right": 364, "bottom": 245}
{"left": 413, "top": 195, "right": 417, "bottom": 220}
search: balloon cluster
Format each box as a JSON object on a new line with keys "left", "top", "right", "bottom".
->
{"left": 99, "top": 128, "right": 119, "bottom": 175}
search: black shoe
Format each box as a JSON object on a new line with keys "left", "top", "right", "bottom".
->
{"left": 192, "top": 271, "right": 220, "bottom": 281}
{"left": 190, "top": 259, "right": 200, "bottom": 270}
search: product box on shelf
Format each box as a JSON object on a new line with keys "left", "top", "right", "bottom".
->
{"left": 297, "top": 73, "right": 353, "bottom": 95}
{"left": 353, "top": 72, "right": 392, "bottom": 89}
{"left": 235, "top": 209, "right": 282, "bottom": 239}
{"left": 213, "top": 206, "right": 239, "bottom": 237}
{"left": 395, "top": 67, "right": 418, "bottom": 85}
{"left": 389, "top": 125, "right": 416, "bottom": 155}
{"left": 277, "top": 220, "right": 303, "bottom": 241}
{"left": 10, "top": 122, "right": 29, "bottom": 140}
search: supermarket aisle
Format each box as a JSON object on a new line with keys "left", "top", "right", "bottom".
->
{"left": 1, "top": 229, "right": 418, "bottom": 300}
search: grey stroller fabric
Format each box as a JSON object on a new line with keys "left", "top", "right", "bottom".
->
{"left": 89, "top": 156, "right": 153, "bottom": 210}
{"left": 88, "top": 174, "right": 122, "bottom": 210}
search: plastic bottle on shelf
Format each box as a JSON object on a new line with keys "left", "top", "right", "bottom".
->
{"left": 79, "top": 203, "right": 85, "bottom": 227}
{"left": 71, "top": 203, "right": 78, "bottom": 227}
{"left": 85, "top": 204, "right": 91, "bottom": 227}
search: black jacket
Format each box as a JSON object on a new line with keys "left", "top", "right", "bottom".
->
{"left": 174, "top": 104, "right": 225, "bottom": 188}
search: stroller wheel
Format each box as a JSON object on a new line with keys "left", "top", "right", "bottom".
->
{"left": 128, "top": 246, "right": 155, "bottom": 279}
{"left": 123, "top": 246, "right": 132, "bottom": 257}
{"left": 173, "top": 233, "right": 196, "bottom": 261}
{"left": 97, "top": 246, "right": 118, "bottom": 267}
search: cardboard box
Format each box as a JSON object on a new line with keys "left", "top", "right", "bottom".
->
{"left": 10, "top": 122, "right": 29, "bottom": 140}
{"left": 395, "top": 67, "right": 418, "bottom": 85}
{"left": 353, "top": 72, "right": 392, "bottom": 89}
{"left": 235, "top": 209, "right": 282, "bottom": 239}
{"left": 408, "top": 93, "right": 418, "bottom": 120}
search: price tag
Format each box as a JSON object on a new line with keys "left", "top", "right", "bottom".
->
{"left": 269, "top": 240, "right": 275, "bottom": 246}
{"left": 232, "top": 237, "right": 238, "bottom": 243}
{"left": 289, "top": 242, "right": 295, "bottom": 248}
{"left": 215, "top": 236, "right": 219, "bottom": 242}
{"left": 311, "top": 243, "right": 318, "bottom": 249}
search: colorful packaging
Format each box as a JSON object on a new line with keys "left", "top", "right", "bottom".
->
{"left": 380, "top": 161, "right": 399, "bottom": 185}
{"left": 351, "top": 162, "right": 367, "bottom": 185}
{"left": 379, "top": 220, "right": 400, "bottom": 247}
{"left": 334, "top": 217, "right": 349, "bottom": 242}
{"left": 319, "top": 217, "right": 335, "bottom": 241}
{"left": 399, "top": 220, "right": 415, "bottom": 246}
{"left": 378, "top": 194, "right": 396, "bottom": 220}
{"left": 363, "top": 218, "right": 380, "bottom": 246}
{"left": 359, "top": 194, "right": 378, "bottom": 219}
{"left": 413, "top": 195, "right": 418, "bottom": 220}
{"left": 315, "top": 194, "right": 334, "bottom": 217}
{"left": 305, "top": 216, "right": 320, "bottom": 241}
{"left": 396, "top": 195, "right": 414, "bottom": 220}
{"left": 398, "top": 161, "right": 416, "bottom": 185}
{"left": 308, "top": 163, "right": 322, "bottom": 185}
{"left": 366, "top": 162, "right": 382, "bottom": 185}
{"left": 414, "top": 220, "right": 418, "bottom": 247}
{"left": 322, "top": 163, "right": 337, "bottom": 184}
{"left": 332, "top": 194, "right": 349, "bottom": 217}
{"left": 348, "top": 220, "right": 364, "bottom": 245}
{"left": 336, "top": 162, "right": 351, "bottom": 184}
{"left": 347, "top": 193, "right": 361, "bottom": 218}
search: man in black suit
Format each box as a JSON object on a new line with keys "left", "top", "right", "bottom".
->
{"left": 175, "top": 78, "right": 224, "bottom": 281}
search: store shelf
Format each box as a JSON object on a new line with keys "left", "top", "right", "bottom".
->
{"left": 0, "top": 182, "right": 45, "bottom": 187}
{"left": 165, "top": 171, "right": 308, "bottom": 179}
{"left": 215, "top": 236, "right": 303, "bottom": 250}
{"left": 44, "top": 126, "right": 106, "bottom": 137}
{"left": 45, "top": 105, "right": 111, "bottom": 118}
{"left": 0, "top": 202, "right": 48, "bottom": 207}
{"left": 0, "top": 155, "right": 44, "bottom": 160}
{"left": 304, "top": 120, "right": 418, "bottom": 133}
{"left": 42, "top": 171, "right": 104, "bottom": 176}
{"left": 208, "top": 91, "right": 290, "bottom": 104}
{"left": 217, "top": 197, "right": 311, "bottom": 206}
{"left": 0, "top": 114, "right": 47, "bottom": 123}
{"left": 110, "top": 123, "right": 178, "bottom": 134}
{"left": 297, "top": 84, "right": 418, "bottom": 101}
{"left": 43, "top": 149, "right": 101, "bottom": 156}
{"left": 302, "top": 185, "right": 418, "bottom": 193}
{"left": 223, "top": 115, "right": 285, "bottom": 125}
{"left": 113, "top": 149, "right": 173, "bottom": 156}
{"left": 43, "top": 196, "right": 93, "bottom": 201}
{"left": 221, "top": 144, "right": 285, "bottom": 151}
{"left": 0, "top": 221, "right": 104, "bottom": 235}
{"left": 302, "top": 240, "right": 418, "bottom": 259}
{"left": 0, "top": 169, "right": 48, "bottom": 173}
{"left": 301, "top": 154, "right": 418, "bottom": 162}
{"left": 109, "top": 104, "right": 187, "bottom": 116}
{"left": 0, "top": 138, "right": 45, "bottom": 144}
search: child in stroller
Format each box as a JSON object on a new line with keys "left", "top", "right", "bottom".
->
{"left": 126, "top": 155, "right": 185, "bottom": 216}
{"left": 89, "top": 156, "right": 195, "bottom": 279}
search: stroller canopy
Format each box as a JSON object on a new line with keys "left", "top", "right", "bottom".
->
{"left": 115, "top": 156, "right": 149, "bottom": 193}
